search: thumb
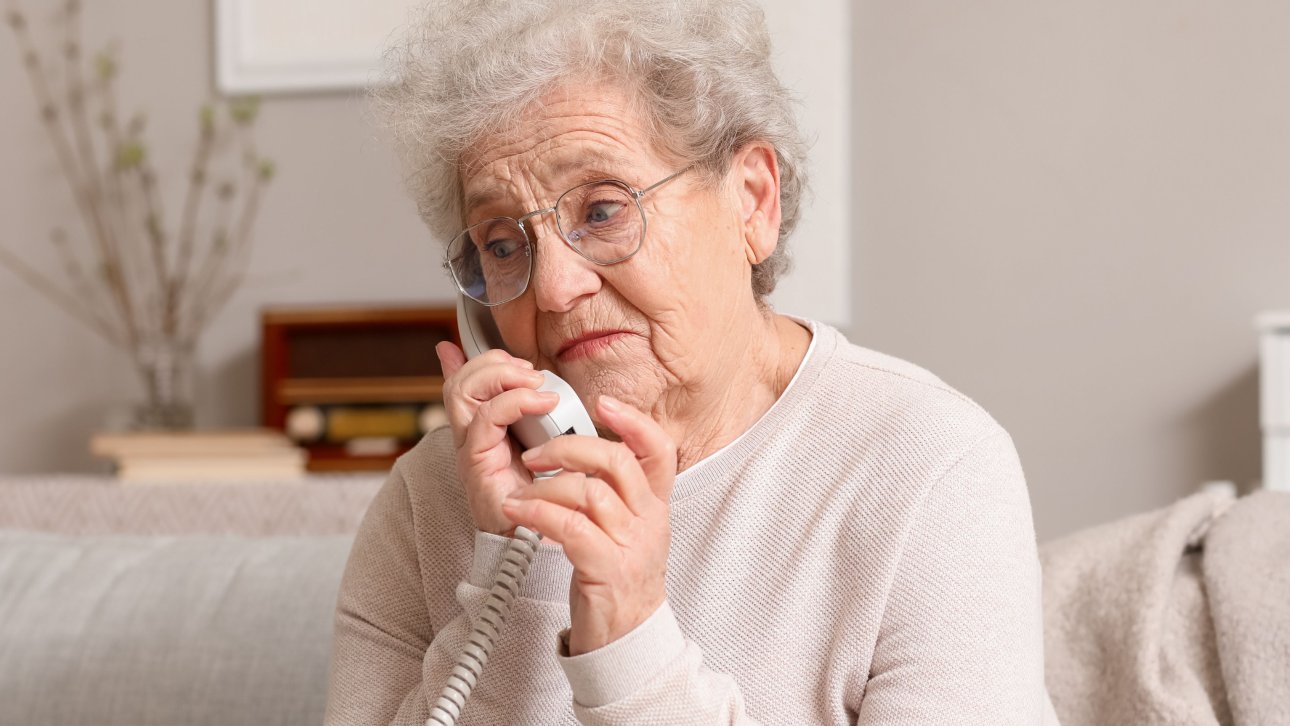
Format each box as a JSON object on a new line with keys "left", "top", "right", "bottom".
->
{"left": 595, "top": 395, "right": 678, "bottom": 501}
{"left": 436, "top": 341, "right": 468, "bottom": 379}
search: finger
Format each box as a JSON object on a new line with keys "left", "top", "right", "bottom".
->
{"left": 435, "top": 341, "right": 468, "bottom": 380}
{"left": 465, "top": 388, "right": 560, "bottom": 456}
{"left": 594, "top": 396, "right": 678, "bottom": 501}
{"left": 443, "top": 345, "right": 533, "bottom": 396}
{"left": 520, "top": 436, "right": 651, "bottom": 516}
{"left": 444, "top": 362, "right": 545, "bottom": 444}
{"left": 501, "top": 497, "right": 619, "bottom": 575}
{"left": 454, "top": 360, "right": 544, "bottom": 405}
{"left": 512, "top": 472, "right": 634, "bottom": 543}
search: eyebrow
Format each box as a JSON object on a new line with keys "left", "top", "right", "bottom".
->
{"left": 461, "top": 149, "right": 632, "bottom": 216}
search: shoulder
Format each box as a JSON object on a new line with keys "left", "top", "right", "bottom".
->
{"left": 395, "top": 424, "right": 458, "bottom": 484}
{"left": 360, "top": 426, "right": 471, "bottom": 542}
{"left": 803, "top": 327, "right": 1036, "bottom": 589}
{"left": 807, "top": 323, "right": 1013, "bottom": 478}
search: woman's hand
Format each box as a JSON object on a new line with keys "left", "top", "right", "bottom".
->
{"left": 501, "top": 395, "right": 678, "bottom": 656}
{"left": 436, "top": 341, "right": 560, "bottom": 535}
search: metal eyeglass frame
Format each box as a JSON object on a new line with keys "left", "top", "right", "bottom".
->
{"left": 447, "top": 166, "right": 691, "bottom": 306}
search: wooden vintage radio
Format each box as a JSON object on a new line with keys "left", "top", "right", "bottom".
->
{"left": 261, "top": 304, "right": 460, "bottom": 471}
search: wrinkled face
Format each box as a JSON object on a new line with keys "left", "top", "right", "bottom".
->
{"left": 458, "top": 82, "right": 757, "bottom": 416}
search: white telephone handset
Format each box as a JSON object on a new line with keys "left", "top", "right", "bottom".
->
{"left": 428, "top": 297, "right": 596, "bottom": 726}
{"left": 455, "top": 296, "right": 597, "bottom": 445}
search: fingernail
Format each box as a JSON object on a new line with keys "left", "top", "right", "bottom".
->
{"left": 599, "top": 395, "right": 622, "bottom": 412}
{"left": 521, "top": 447, "right": 542, "bottom": 461}
{"left": 515, "top": 357, "right": 535, "bottom": 369}
{"left": 502, "top": 497, "right": 522, "bottom": 510}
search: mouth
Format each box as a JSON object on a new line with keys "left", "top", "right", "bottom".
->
{"left": 556, "top": 330, "right": 632, "bottom": 363}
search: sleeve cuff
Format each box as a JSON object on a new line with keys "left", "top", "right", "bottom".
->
{"left": 556, "top": 600, "right": 686, "bottom": 708}
{"left": 468, "top": 530, "right": 573, "bottom": 603}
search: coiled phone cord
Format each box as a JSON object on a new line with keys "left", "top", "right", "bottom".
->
{"left": 426, "top": 525, "right": 542, "bottom": 726}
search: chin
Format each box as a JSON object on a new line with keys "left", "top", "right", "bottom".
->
{"left": 559, "top": 365, "right": 656, "bottom": 420}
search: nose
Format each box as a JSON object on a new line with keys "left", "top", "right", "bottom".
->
{"left": 525, "top": 214, "right": 601, "bottom": 313}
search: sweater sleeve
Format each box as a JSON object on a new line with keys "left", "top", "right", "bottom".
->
{"left": 324, "top": 459, "right": 580, "bottom": 725}
{"left": 556, "top": 600, "right": 764, "bottom": 725}
{"left": 856, "top": 431, "right": 1056, "bottom": 725}
{"left": 323, "top": 463, "right": 436, "bottom": 725}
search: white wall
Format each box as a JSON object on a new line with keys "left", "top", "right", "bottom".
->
{"left": 851, "top": 1, "right": 1290, "bottom": 537}
{"left": 762, "top": 0, "right": 851, "bottom": 326}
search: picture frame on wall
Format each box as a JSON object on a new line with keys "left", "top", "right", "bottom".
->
{"left": 214, "top": 0, "right": 419, "bottom": 94}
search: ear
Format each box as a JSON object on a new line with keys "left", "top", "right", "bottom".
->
{"left": 731, "top": 142, "right": 782, "bottom": 266}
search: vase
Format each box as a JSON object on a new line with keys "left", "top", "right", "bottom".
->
{"left": 131, "top": 337, "right": 197, "bottom": 431}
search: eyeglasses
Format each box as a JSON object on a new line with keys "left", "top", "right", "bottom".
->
{"left": 445, "top": 167, "right": 690, "bottom": 306}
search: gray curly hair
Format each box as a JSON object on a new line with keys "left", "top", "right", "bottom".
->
{"left": 375, "top": 0, "right": 809, "bottom": 299}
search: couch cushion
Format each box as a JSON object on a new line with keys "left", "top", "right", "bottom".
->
{"left": 0, "top": 476, "right": 384, "bottom": 536}
{"left": 0, "top": 529, "right": 355, "bottom": 726}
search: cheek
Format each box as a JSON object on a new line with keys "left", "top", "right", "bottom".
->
{"left": 490, "top": 299, "right": 540, "bottom": 359}
{"left": 630, "top": 200, "right": 745, "bottom": 311}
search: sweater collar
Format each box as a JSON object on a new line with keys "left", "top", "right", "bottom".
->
{"left": 669, "top": 318, "right": 838, "bottom": 502}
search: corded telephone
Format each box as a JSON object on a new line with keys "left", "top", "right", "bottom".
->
{"left": 426, "top": 297, "right": 597, "bottom": 725}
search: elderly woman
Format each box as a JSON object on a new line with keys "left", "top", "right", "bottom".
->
{"left": 325, "top": 1, "right": 1057, "bottom": 724}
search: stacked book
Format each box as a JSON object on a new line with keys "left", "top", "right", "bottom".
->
{"left": 91, "top": 429, "right": 307, "bottom": 483}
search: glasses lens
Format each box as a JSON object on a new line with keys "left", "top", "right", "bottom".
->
{"left": 557, "top": 182, "right": 643, "bottom": 263}
{"left": 446, "top": 218, "right": 531, "bottom": 305}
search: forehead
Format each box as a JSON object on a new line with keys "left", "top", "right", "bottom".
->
{"left": 459, "top": 84, "right": 658, "bottom": 213}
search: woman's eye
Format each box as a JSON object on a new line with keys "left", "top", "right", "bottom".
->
{"left": 484, "top": 239, "right": 520, "bottom": 259}
{"left": 586, "top": 201, "right": 625, "bottom": 224}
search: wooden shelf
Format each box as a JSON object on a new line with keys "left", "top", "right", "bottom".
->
{"left": 277, "top": 376, "right": 445, "bottom": 404}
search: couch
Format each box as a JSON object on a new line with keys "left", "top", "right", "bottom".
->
{"left": 3, "top": 476, "right": 1286, "bottom": 726}
{"left": 1041, "top": 487, "right": 1290, "bottom": 726}
{"left": 0, "top": 476, "right": 385, "bottom": 726}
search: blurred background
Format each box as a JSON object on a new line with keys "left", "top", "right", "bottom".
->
{"left": 1, "top": 0, "right": 1288, "bottom": 542}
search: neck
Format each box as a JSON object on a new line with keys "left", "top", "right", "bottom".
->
{"left": 661, "top": 308, "right": 811, "bottom": 472}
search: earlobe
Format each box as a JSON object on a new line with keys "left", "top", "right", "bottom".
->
{"left": 745, "top": 211, "right": 768, "bottom": 265}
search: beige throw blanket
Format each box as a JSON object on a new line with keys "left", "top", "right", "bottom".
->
{"left": 1041, "top": 488, "right": 1290, "bottom": 726}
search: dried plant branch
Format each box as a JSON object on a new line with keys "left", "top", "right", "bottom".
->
{"left": 171, "top": 106, "right": 218, "bottom": 321}
{"left": 92, "top": 51, "right": 157, "bottom": 342}
{"left": 0, "top": 243, "right": 121, "bottom": 346}
{"left": 183, "top": 183, "right": 236, "bottom": 336}
{"left": 62, "top": 0, "right": 99, "bottom": 199}
{"left": 3, "top": 1, "right": 274, "bottom": 426}
{"left": 184, "top": 109, "right": 271, "bottom": 338}
{"left": 133, "top": 146, "right": 172, "bottom": 332}
{"left": 8, "top": 4, "right": 140, "bottom": 349}
{"left": 50, "top": 227, "right": 118, "bottom": 333}
{"left": 191, "top": 169, "right": 270, "bottom": 336}
{"left": 6, "top": 2, "right": 272, "bottom": 353}
{"left": 201, "top": 134, "right": 267, "bottom": 317}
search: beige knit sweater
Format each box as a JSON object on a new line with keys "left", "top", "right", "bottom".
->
{"left": 324, "top": 322, "right": 1059, "bottom": 725}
